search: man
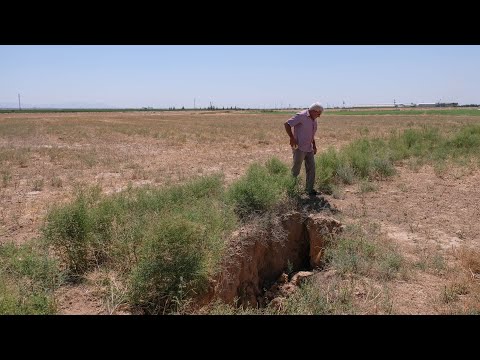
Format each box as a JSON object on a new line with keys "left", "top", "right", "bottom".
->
{"left": 284, "top": 102, "right": 324, "bottom": 196}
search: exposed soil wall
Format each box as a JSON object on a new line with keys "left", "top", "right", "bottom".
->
{"left": 201, "top": 210, "right": 343, "bottom": 308}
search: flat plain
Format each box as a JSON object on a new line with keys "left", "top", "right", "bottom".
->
{"left": 1, "top": 109, "right": 480, "bottom": 314}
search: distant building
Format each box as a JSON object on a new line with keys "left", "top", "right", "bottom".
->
{"left": 417, "top": 103, "right": 437, "bottom": 107}
{"left": 352, "top": 104, "right": 396, "bottom": 108}
{"left": 347, "top": 102, "right": 458, "bottom": 109}
{"left": 417, "top": 102, "right": 458, "bottom": 107}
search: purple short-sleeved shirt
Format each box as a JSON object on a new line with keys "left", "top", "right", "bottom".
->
{"left": 286, "top": 109, "right": 318, "bottom": 152}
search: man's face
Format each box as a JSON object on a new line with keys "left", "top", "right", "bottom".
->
{"left": 311, "top": 110, "right": 322, "bottom": 119}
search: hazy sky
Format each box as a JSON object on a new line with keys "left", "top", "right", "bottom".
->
{"left": 1, "top": 45, "right": 479, "bottom": 108}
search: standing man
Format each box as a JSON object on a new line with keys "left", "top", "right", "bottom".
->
{"left": 284, "top": 102, "right": 324, "bottom": 196}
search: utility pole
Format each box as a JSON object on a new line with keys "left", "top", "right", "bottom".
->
{"left": 18, "top": 93, "right": 21, "bottom": 110}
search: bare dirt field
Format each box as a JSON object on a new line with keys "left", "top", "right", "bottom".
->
{"left": 1, "top": 110, "right": 480, "bottom": 314}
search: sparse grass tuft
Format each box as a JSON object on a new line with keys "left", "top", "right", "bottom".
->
{"left": 204, "top": 299, "right": 268, "bottom": 315}
{"left": 457, "top": 247, "right": 480, "bottom": 277}
{"left": 441, "top": 282, "right": 469, "bottom": 304}
{"left": 0, "top": 148, "right": 31, "bottom": 168}
{"left": 50, "top": 176, "right": 63, "bottom": 188}
{"left": 32, "top": 179, "right": 44, "bottom": 191}
{"left": 414, "top": 247, "right": 447, "bottom": 275}
{"left": 336, "top": 163, "right": 356, "bottom": 185}
{"left": 280, "top": 276, "right": 355, "bottom": 314}
{"left": 358, "top": 180, "right": 378, "bottom": 193}
{"left": 1, "top": 170, "right": 12, "bottom": 188}
{"left": 324, "top": 223, "right": 405, "bottom": 280}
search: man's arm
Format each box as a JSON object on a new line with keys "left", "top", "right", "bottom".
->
{"left": 312, "top": 139, "right": 317, "bottom": 154}
{"left": 284, "top": 122, "right": 298, "bottom": 148}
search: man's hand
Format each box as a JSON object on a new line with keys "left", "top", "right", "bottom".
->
{"left": 290, "top": 137, "right": 298, "bottom": 148}
{"left": 313, "top": 146, "right": 317, "bottom": 155}
{"left": 284, "top": 123, "right": 297, "bottom": 148}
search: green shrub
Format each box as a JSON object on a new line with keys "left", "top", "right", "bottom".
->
{"left": 448, "top": 125, "right": 480, "bottom": 157}
{"left": 372, "top": 157, "right": 396, "bottom": 178}
{"left": 0, "top": 242, "right": 61, "bottom": 314}
{"left": 43, "top": 174, "right": 237, "bottom": 313}
{"left": 336, "top": 163, "right": 356, "bottom": 185}
{"left": 315, "top": 125, "right": 480, "bottom": 192}
{"left": 227, "top": 158, "right": 292, "bottom": 218}
{"left": 43, "top": 193, "right": 91, "bottom": 275}
{"left": 265, "top": 157, "right": 289, "bottom": 175}
{"left": 315, "top": 147, "right": 341, "bottom": 193}
{"left": 129, "top": 217, "right": 211, "bottom": 313}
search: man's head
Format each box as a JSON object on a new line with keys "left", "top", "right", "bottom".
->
{"left": 308, "top": 102, "right": 324, "bottom": 119}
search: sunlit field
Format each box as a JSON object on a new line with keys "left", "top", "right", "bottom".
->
{"left": 1, "top": 108, "right": 480, "bottom": 314}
